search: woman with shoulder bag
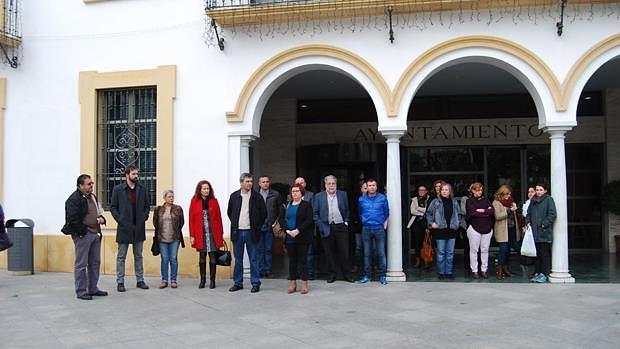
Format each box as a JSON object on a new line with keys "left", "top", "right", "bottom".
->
{"left": 425, "top": 182, "right": 461, "bottom": 280}
{"left": 407, "top": 185, "right": 430, "bottom": 269}
{"left": 153, "top": 190, "right": 185, "bottom": 289}
{"left": 284, "top": 184, "right": 315, "bottom": 294}
{"left": 189, "top": 180, "right": 225, "bottom": 289}
{"left": 465, "top": 183, "right": 495, "bottom": 279}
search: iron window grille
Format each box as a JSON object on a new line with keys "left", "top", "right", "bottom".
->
{"left": 97, "top": 87, "right": 157, "bottom": 209}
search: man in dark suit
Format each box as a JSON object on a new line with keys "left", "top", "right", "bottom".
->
{"left": 110, "top": 165, "right": 151, "bottom": 292}
{"left": 313, "top": 175, "right": 353, "bottom": 283}
{"left": 227, "top": 173, "right": 267, "bottom": 293}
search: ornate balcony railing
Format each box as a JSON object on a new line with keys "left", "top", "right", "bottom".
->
{"left": 1, "top": 0, "right": 21, "bottom": 68}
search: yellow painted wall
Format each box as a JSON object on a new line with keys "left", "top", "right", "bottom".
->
{"left": 0, "top": 234, "right": 233, "bottom": 280}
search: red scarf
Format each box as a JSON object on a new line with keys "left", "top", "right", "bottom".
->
{"left": 501, "top": 196, "right": 513, "bottom": 208}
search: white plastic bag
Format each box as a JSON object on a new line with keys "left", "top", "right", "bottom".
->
{"left": 520, "top": 225, "right": 537, "bottom": 257}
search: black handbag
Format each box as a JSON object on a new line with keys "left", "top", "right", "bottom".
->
{"left": 151, "top": 235, "right": 160, "bottom": 256}
{"left": 214, "top": 240, "right": 232, "bottom": 266}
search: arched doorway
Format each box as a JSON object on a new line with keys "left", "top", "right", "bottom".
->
{"left": 252, "top": 69, "right": 383, "bottom": 278}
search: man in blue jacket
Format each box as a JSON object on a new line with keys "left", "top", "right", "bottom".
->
{"left": 358, "top": 179, "right": 389, "bottom": 285}
{"left": 313, "top": 175, "right": 353, "bottom": 283}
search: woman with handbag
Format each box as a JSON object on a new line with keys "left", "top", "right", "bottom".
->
{"left": 425, "top": 182, "right": 461, "bottom": 280}
{"left": 285, "top": 184, "right": 314, "bottom": 294}
{"left": 525, "top": 183, "right": 557, "bottom": 283}
{"left": 465, "top": 183, "right": 494, "bottom": 279}
{"left": 189, "top": 180, "right": 225, "bottom": 289}
{"left": 406, "top": 185, "right": 429, "bottom": 269}
{"left": 492, "top": 185, "right": 522, "bottom": 280}
{"left": 153, "top": 190, "right": 185, "bottom": 289}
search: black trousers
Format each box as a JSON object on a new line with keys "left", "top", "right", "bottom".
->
{"left": 322, "top": 223, "right": 350, "bottom": 278}
{"left": 534, "top": 242, "right": 551, "bottom": 275}
{"left": 411, "top": 220, "right": 426, "bottom": 259}
{"left": 287, "top": 243, "right": 309, "bottom": 281}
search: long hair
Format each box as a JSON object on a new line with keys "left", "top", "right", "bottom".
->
{"left": 194, "top": 180, "right": 215, "bottom": 200}
{"left": 494, "top": 185, "right": 512, "bottom": 202}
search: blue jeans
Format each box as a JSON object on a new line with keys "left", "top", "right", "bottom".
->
{"left": 354, "top": 233, "right": 363, "bottom": 268}
{"left": 258, "top": 224, "right": 273, "bottom": 274}
{"left": 436, "top": 238, "right": 456, "bottom": 275}
{"left": 498, "top": 241, "right": 520, "bottom": 266}
{"left": 362, "top": 228, "right": 386, "bottom": 277}
{"left": 159, "top": 240, "right": 179, "bottom": 282}
{"left": 233, "top": 229, "right": 260, "bottom": 287}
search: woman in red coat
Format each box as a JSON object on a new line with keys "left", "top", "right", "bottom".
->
{"left": 189, "top": 180, "right": 224, "bottom": 289}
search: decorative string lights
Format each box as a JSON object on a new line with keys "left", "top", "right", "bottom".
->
{"left": 203, "top": 0, "right": 620, "bottom": 49}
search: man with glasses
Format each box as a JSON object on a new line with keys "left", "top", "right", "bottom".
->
{"left": 62, "top": 174, "right": 107, "bottom": 300}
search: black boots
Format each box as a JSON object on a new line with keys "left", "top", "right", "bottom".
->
{"left": 199, "top": 262, "right": 206, "bottom": 289}
{"left": 209, "top": 262, "right": 216, "bottom": 289}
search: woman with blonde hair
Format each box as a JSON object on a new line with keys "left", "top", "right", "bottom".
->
{"left": 153, "top": 190, "right": 185, "bottom": 289}
{"left": 492, "top": 185, "right": 521, "bottom": 280}
{"left": 426, "top": 182, "right": 461, "bottom": 280}
{"left": 465, "top": 183, "right": 494, "bottom": 279}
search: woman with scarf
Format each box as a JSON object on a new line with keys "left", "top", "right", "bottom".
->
{"left": 406, "top": 185, "right": 430, "bottom": 269}
{"left": 525, "top": 183, "right": 557, "bottom": 283}
{"left": 492, "top": 185, "right": 521, "bottom": 280}
{"left": 426, "top": 182, "right": 461, "bottom": 280}
{"left": 189, "top": 180, "right": 224, "bottom": 289}
{"left": 465, "top": 183, "right": 494, "bottom": 279}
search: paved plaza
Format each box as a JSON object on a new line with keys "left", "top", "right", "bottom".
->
{"left": 0, "top": 270, "right": 619, "bottom": 348}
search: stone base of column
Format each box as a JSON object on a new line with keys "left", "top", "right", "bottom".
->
{"left": 548, "top": 272, "right": 575, "bottom": 283}
{"left": 386, "top": 271, "right": 406, "bottom": 282}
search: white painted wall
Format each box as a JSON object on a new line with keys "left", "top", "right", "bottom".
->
{"left": 0, "top": 0, "right": 618, "bottom": 235}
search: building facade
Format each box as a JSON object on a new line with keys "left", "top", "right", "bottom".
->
{"left": 0, "top": 0, "right": 619, "bottom": 281}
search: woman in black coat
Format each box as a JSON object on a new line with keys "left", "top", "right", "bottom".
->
{"left": 285, "top": 184, "right": 314, "bottom": 294}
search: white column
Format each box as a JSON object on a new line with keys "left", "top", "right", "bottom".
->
{"left": 382, "top": 130, "right": 406, "bottom": 282}
{"left": 239, "top": 135, "right": 256, "bottom": 276}
{"left": 544, "top": 126, "right": 575, "bottom": 283}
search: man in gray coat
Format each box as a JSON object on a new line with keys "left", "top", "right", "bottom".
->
{"left": 111, "top": 165, "right": 150, "bottom": 292}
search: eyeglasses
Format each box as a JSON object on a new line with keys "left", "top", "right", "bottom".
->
{"left": 291, "top": 190, "right": 301, "bottom": 193}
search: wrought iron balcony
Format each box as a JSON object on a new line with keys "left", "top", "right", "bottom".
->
{"left": 205, "top": 0, "right": 618, "bottom": 28}
{"left": 1, "top": 0, "right": 20, "bottom": 47}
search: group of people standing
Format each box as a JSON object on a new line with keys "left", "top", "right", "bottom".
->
{"left": 63, "top": 167, "right": 391, "bottom": 300}
{"left": 408, "top": 180, "right": 557, "bottom": 283}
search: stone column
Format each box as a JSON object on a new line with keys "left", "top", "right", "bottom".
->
{"left": 382, "top": 130, "right": 406, "bottom": 282}
{"left": 544, "top": 126, "right": 575, "bottom": 283}
{"left": 239, "top": 135, "right": 256, "bottom": 276}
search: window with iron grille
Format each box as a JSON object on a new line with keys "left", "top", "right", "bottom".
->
{"left": 98, "top": 87, "right": 157, "bottom": 209}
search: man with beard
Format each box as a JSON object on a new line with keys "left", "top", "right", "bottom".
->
{"left": 111, "top": 165, "right": 151, "bottom": 292}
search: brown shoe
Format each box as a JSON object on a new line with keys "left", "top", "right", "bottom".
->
{"left": 300, "top": 281, "right": 309, "bottom": 294}
{"left": 495, "top": 266, "right": 504, "bottom": 280}
{"left": 287, "top": 280, "right": 297, "bottom": 294}
{"left": 504, "top": 266, "right": 515, "bottom": 277}
{"left": 159, "top": 281, "right": 168, "bottom": 289}
{"left": 170, "top": 281, "right": 177, "bottom": 289}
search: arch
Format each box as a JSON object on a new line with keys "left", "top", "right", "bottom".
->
{"left": 226, "top": 44, "right": 392, "bottom": 125}
{"left": 392, "top": 36, "right": 563, "bottom": 118}
{"left": 561, "top": 33, "right": 620, "bottom": 113}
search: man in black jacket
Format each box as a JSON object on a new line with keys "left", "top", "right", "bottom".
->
{"left": 62, "top": 174, "right": 107, "bottom": 300}
{"left": 110, "top": 165, "right": 150, "bottom": 292}
{"left": 227, "top": 173, "right": 267, "bottom": 293}
{"left": 257, "top": 175, "right": 282, "bottom": 278}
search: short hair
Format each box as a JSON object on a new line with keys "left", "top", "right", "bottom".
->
{"left": 259, "top": 175, "right": 271, "bottom": 181}
{"left": 366, "top": 178, "right": 377, "bottom": 185}
{"left": 76, "top": 174, "right": 91, "bottom": 187}
{"left": 194, "top": 180, "right": 214, "bottom": 199}
{"left": 440, "top": 183, "right": 454, "bottom": 198}
{"left": 324, "top": 175, "right": 337, "bottom": 184}
{"left": 239, "top": 173, "right": 253, "bottom": 182}
{"left": 535, "top": 183, "right": 548, "bottom": 191}
{"left": 469, "top": 182, "right": 484, "bottom": 193}
{"left": 162, "top": 189, "right": 174, "bottom": 199}
{"left": 124, "top": 165, "right": 138, "bottom": 175}
{"left": 290, "top": 183, "right": 303, "bottom": 194}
